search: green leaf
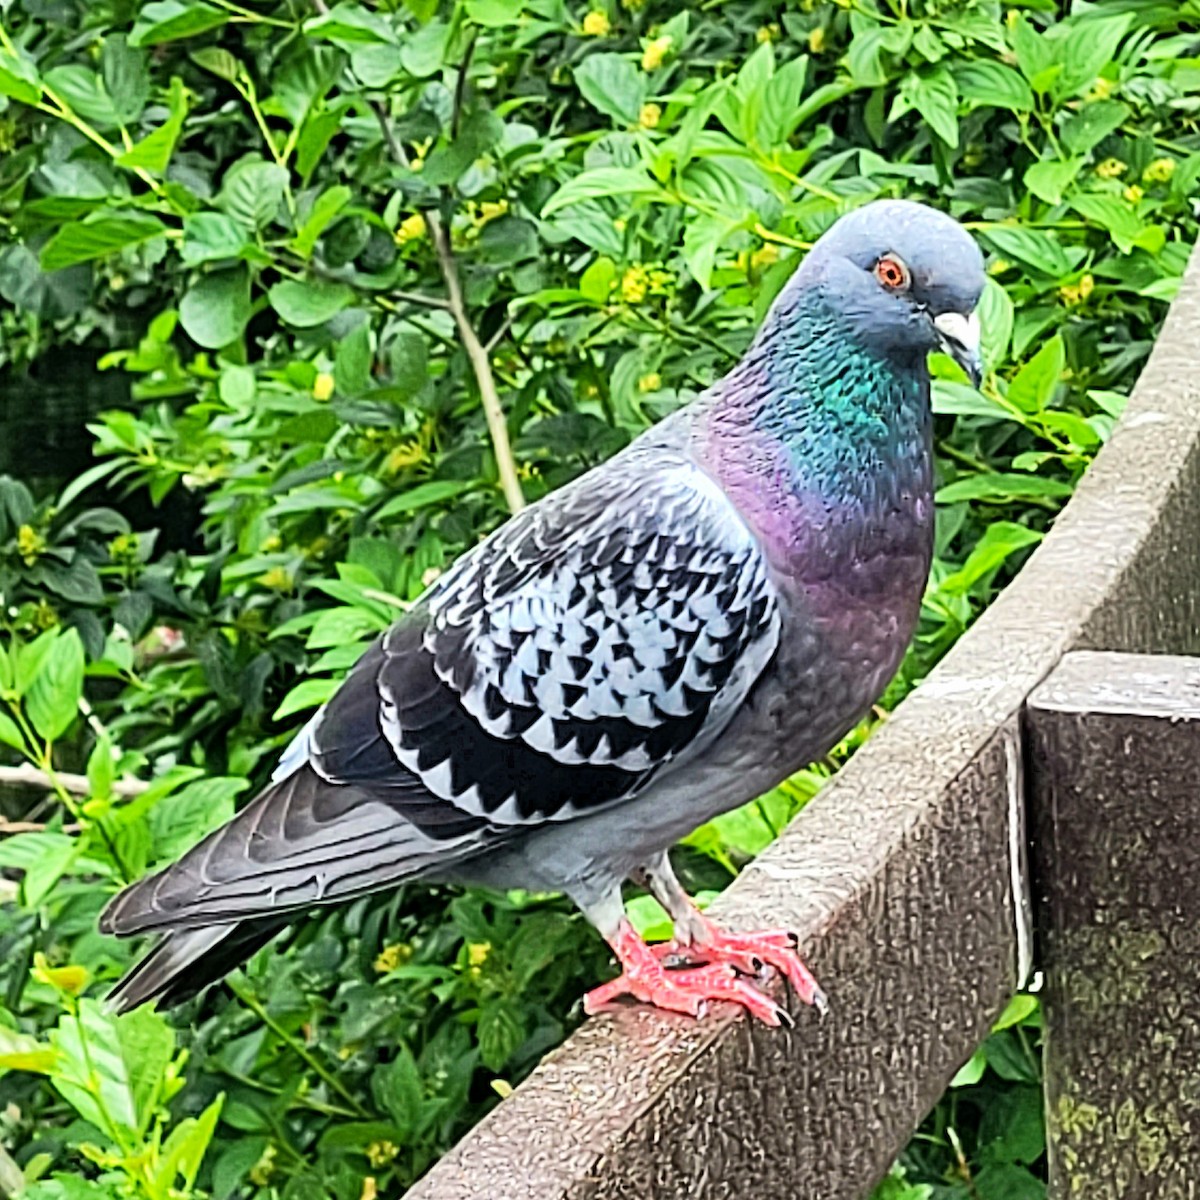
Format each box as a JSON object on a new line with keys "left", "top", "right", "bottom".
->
{"left": 1023, "top": 157, "right": 1084, "bottom": 205}
{"left": 992, "top": 993, "right": 1039, "bottom": 1032}
{"left": 180, "top": 267, "right": 252, "bottom": 348}
{"left": 190, "top": 46, "right": 241, "bottom": 82}
{"left": 939, "top": 522, "right": 1042, "bottom": 595}
{"left": 117, "top": 76, "right": 190, "bottom": 174}
{"left": 305, "top": 3, "right": 397, "bottom": 43}
{"left": 1061, "top": 99, "right": 1130, "bottom": 156}
{"left": 977, "top": 276, "right": 1014, "bottom": 369}
{"left": 292, "top": 186, "right": 353, "bottom": 259}
{"left": 43, "top": 66, "right": 121, "bottom": 127}
{"left": 1007, "top": 336, "right": 1065, "bottom": 414}
{"left": 477, "top": 1000, "right": 524, "bottom": 1071}
{"left": 269, "top": 279, "right": 354, "bottom": 326}
{"left": 130, "top": 0, "right": 229, "bottom": 46}
{"left": 102, "top": 34, "right": 150, "bottom": 126}
{"left": 0, "top": 49, "right": 42, "bottom": 105}
{"left": 974, "top": 1162, "right": 1045, "bottom": 1200}
{"left": 464, "top": 0, "right": 525, "bottom": 26}
{"left": 0, "top": 1026, "right": 57, "bottom": 1075}
{"left": 40, "top": 215, "right": 168, "bottom": 272}
{"left": 375, "top": 479, "right": 474, "bottom": 520}
{"left": 155, "top": 1095, "right": 224, "bottom": 1194}
{"left": 579, "top": 256, "right": 616, "bottom": 303}
{"left": 1056, "top": 14, "right": 1130, "bottom": 100}
{"left": 900, "top": 66, "right": 959, "bottom": 147}
{"left": 273, "top": 678, "right": 338, "bottom": 720}
{"left": 542, "top": 167, "right": 667, "bottom": 217}
{"left": 180, "top": 212, "right": 250, "bottom": 265}
{"left": 372, "top": 1044, "right": 424, "bottom": 1138}
{"left": 218, "top": 160, "right": 289, "bottom": 231}
{"left": 575, "top": 54, "right": 646, "bottom": 126}
{"left": 51, "top": 1000, "right": 138, "bottom": 1141}
{"left": 935, "top": 472, "right": 1074, "bottom": 505}
{"left": 978, "top": 225, "right": 1083, "bottom": 277}
{"left": 26, "top": 628, "right": 85, "bottom": 742}
{"left": 1070, "top": 194, "right": 1162, "bottom": 255}
{"left": 118, "top": 1007, "right": 175, "bottom": 1132}
{"left": 86, "top": 734, "right": 116, "bottom": 802}
{"left": 955, "top": 61, "right": 1034, "bottom": 112}
{"left": 0, "top": 710, "right": 27, "bottom": 753}
{"left": 949, "top": 1048, "right": 986, "bottom": 1088}
{"left": 931, "top": 382, "right": 1015, "bottom": 421}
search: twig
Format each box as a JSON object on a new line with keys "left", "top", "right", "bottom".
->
{"left": 484, "top": 313, "right": 515, "bottom": 355}
{"left": 358, "top": 33, "right": 526, "bottom": 513}
{"left": 0, "top": 763, "right": 147, "bottom": 801}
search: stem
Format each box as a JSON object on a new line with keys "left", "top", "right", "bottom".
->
{"left": 321, "top": 6, "right": 524, "bottom": 513}
{"left": 0, "top": 762, "right": 147, "bottom": 799}
{"left": 428, "top": 215, "right": 526, "bottom": 513}
{"left": 227, "top": 980, "right": 371, "bottom": 1118}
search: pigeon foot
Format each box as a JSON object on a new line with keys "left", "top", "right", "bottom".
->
{"left": 584, "top": 920, "right": 792, "bottom": 1026}
{"left": 654, "top": 924, "right": 827, "bottom": 1015}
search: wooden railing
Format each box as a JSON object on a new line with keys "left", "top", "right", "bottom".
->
{"left": 408, "top": 240, "right": 1200, "bottom": 1200}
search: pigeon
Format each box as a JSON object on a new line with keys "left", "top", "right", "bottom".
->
{"left": 101, "top": 199, "right": 984, "bottom": 1025}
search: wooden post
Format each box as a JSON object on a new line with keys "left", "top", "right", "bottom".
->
{"left": 1028, "top": 651, "right": 1200, "bottom": 1199}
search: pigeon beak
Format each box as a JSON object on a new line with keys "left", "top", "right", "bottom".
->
{"left": 933, "top": 310, "right": 983, "bottom": 388}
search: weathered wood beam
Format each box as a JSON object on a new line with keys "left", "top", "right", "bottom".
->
{"left": 1028, "top": 651, "right": 1200, "bottom": 1198}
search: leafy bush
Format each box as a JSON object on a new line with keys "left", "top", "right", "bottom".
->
{"left": 0, "top": 0, "right": 1196, "bottom": 1196}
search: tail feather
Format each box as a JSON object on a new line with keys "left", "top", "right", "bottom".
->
{"left": 107, "top": 920, "right": 289, "bottom": 1013}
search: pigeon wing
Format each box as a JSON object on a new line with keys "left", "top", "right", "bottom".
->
{"left": 100, "top": 447, "right": 780, "bottom": 936}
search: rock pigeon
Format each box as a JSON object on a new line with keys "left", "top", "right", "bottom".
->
{"left": 101, "top": 199, "right": 984, "bottom": 1025}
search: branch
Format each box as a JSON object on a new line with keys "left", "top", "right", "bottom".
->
{"left": 0, "top": 763, "right": 148, "bottom": 801}
{"left": 310, "top": 0, "right": 524, "bottom": 512}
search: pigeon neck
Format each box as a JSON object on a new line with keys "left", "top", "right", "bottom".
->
{"left": 702, "top": 295, "right": 931, "bottom": 486}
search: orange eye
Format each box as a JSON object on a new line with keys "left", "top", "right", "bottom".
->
{"left": 874, "top": 254, "right": 911, "bottom": 291}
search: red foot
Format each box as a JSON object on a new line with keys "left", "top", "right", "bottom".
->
{"left": 652, "top": 923, "right": 828, "bottom": 1014}
{"left": 584, "top": 921, "right": 805, "bottom": 1026}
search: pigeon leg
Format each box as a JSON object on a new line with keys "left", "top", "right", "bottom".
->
{"left": 580, "top": 889, "right": 791, "bottom": 1025}
{"left": 633, "top": 852, "right": 828, "bottom": 1014}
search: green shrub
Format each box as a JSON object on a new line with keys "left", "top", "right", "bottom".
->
{"left": 0, "top": 0, "right": 1195, "bottom": 1195}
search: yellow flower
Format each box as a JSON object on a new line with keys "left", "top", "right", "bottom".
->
{"left": 31, "top": 956, "right": 89, "bottom": 996}
{"left": 1095, "top": 158, "right": 1127, "bottom": 179}
{"left": 259, "top": 567, "right": 292, "bottom": 592}
{"left": 639, "top": 102, "right": 661, "bottom": 129}
{"left": 1058, "top": 283, "right": 1081, "bottom": 306}
{"left": 373, "top": 942, "right": 413, "bottom": 973}
{"left": 642, "top": 34, "right": 672, "bottom": 71}
{"left": 312, "top": 372, "right": 335, "bottom": 401}
{"left": 1143, "top": 157, "right": 1176, "bottom": 184}
{"left": 638, "top": 371, "right": 662, "bottom": 392}
{"left": 16, "top": 524, "right": 42, "bottom": 566}
{"left": 385, "top": 441, "right": 426, "bottom": 472}
{"left": 620, "top": 265, "right": 648, "bottom": 302}
{"left": 1123, "top": 183, "right": 1144, "bottom": 204}
{"left": 756, "top": 24, "right": 778, "bottom": 43}
{"left": 807, "top": 26, "right": 826, "bottom": 53}
{"left": 262, "top": 533, "right": 282, "bottom": 552}
{"left": 367, "top": 1141, "right": 400, "bottom": 1168}
{"left": 988, "top": 258, "right": 1012, "bottom": 276}
{"left": 582, "top": 9, "right": 610, "bottom": 35}
{"left": 395, "top": 213, "right": 426, "bottom": 243}
{"left": 476, "top": 198, "right": 509, "bottom": 225}
{"left": 1086, "top": 77, "right": 1114, "bottom": 101}
{"left": 1078, "top": 273, "right": 1094, "bottom": 300}
{"left": 248, "top": 1145, "right": 277, "bottom": 1187}
{"left": 360, "top": 1178, "right": 377, "bottom": 1200}
{"left": 491, "top": 1079, "right": 514, "bottom": 1098}
{"left": 467, "top": 942, "right": 491, "bottom": 968}
{"left": 751, "top": 244, "right": 779, "bottom": 271}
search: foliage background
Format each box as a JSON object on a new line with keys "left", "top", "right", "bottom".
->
{"left": 0, "top": 0, "right": 1196, "bottom": 1196}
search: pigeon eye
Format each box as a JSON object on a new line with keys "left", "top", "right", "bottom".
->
{"left": 874, "top": 254, "right": 911, "bottom": 292}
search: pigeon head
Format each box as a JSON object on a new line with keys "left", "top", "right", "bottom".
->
{"left": 791, "top": 199, "right": 986, "bottom": 385}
